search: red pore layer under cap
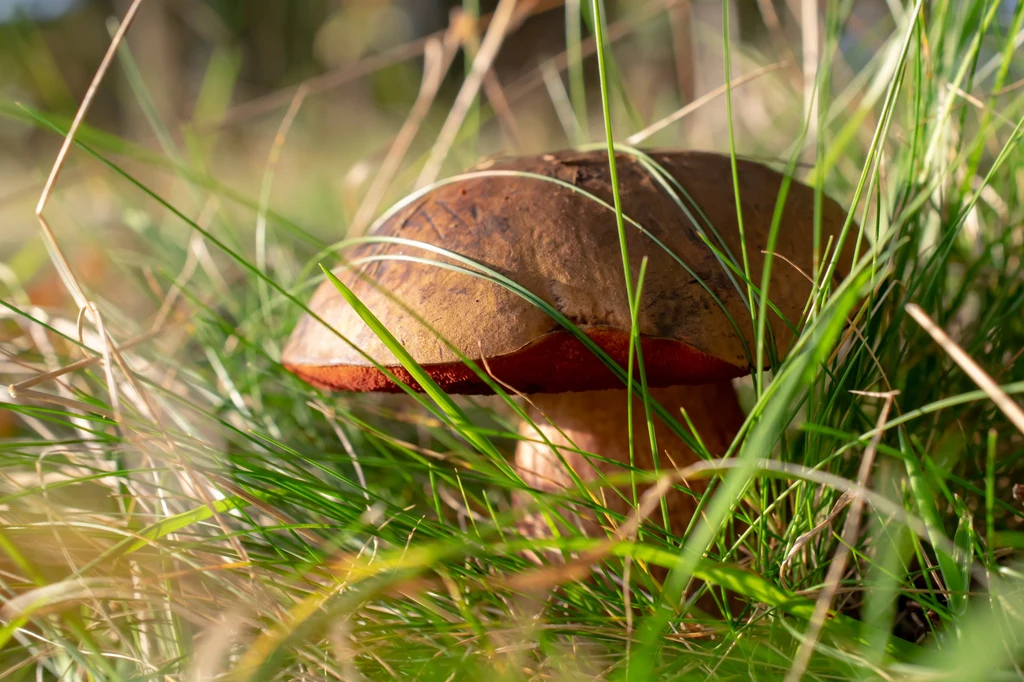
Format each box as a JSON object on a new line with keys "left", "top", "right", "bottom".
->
{"left": 285, "top": 327, "right": 746, "bottom": 395}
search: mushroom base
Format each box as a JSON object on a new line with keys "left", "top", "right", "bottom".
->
{"left": 514, "top": 382, "right": 745, "bottom": 538}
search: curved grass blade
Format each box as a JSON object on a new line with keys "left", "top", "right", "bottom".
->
{"left": 319, "top": 265, "right": 515, "bottom": 478}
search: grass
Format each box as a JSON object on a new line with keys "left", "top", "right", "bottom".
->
{"left": 2, "top": 0, "right": 1024, "bottom": 679}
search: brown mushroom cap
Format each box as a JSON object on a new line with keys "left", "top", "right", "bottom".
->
{"left": 283, "top": 149, "right": 858, "bottom": 394}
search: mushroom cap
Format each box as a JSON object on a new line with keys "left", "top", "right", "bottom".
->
{"left": 283, "top": 149, "right": 858, "bottom": 394}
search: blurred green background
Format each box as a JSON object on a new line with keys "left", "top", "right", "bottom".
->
{"left": 0, "top": 0, "right": 910, "bottom": 270}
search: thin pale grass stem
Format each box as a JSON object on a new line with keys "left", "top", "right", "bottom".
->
{"left": 995, "top": 75, "right": 1024, "bottom": 95}
{"left": 800, "top": 0, "right": 820, "bottom": 161}
{"left": 207, "top": 474, "right": 324, "bottom": 548}
{"left": 437, "top": 485, "right": 488, "bottom": 524}
{"left": 415, "top": 0, "right": 518, "bottom": 188}
{"left": 189, "top": 226, "right": 232, "bottom": 303}
{"left": 590, "top": 0, "right": 668, "bottom": 529}
{"left": 786, "top": 391, "right": 897, "bottom": 682}
{"left": 506, "top": 0, "right": 683, "bottom": 106}
{"left": 87, "top": 309, "right": 122, "bottom": 430}
{"left": 151, "top": 215, "right": 213, "bottom": 332}
{"left": 722, "top": 1, "right": 756, "bottom": 375}
{"left": 31, "top": 1, "right": 145, "bottom": 436}
{"left": 565, "top": 0, "right": 586, "bottom": 135}
{"left": 35, "top": 450, "right": 99, "bottom": 594}
{"left": 256, "top": 85, "right": 309, "bottom": 313}
{"left": 456, "top": 7, "right": 527, "bottom": 150}
{"left": 350, "top": 33, "right": 459, "bottom": 236}
{"left": 946, "top": 83, "right": 1017, "bottom": 125}
{"left": 779, "top": 490, "right": 853, "bottom": 588}
{"left": 540, "top": 59, "right": 582, "bottom": 144}
{"left": 667, "top": 0, "right": 695, "bottom": 103}
{"left": 42, "top": 88, "right": 257, "bottom": 585}
{"left": 625, "top": 62, "right": 786, "bottom": 144}
{"left": 906, "top": 303, "right": 1024, "bottom": 435}
{"left": 35, "top": 0, "right": 144, "bottom": 217}
{"left": 308, "top": 401, "right": 371, "bottom": 506}
{"left": 7, "top": 329, "right": 162, "bottom": 396}
{"left": 767, "top": 248, "right": 896, "bottom": 395}
{"left": 90, "top": 338, "right": 257, "bottom": 590}
{"left": 481, "top": 70, "right": 526, "bottom": 151}
{"left": 756, "top": 0, "right": 797, "bottom": 65}
{"left": 7, "top": 309, "right": 98, "bottom": 444}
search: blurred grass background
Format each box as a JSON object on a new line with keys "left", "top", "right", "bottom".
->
{"left": 0, "top": 0, "right": 895, "bottom": 262}
{"left": 2, "top": 0, "right": 1024, "bottom": 680}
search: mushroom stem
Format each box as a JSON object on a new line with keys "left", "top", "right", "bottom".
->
{"left": 514, "top": 382, "right": 745, "bottom": 536}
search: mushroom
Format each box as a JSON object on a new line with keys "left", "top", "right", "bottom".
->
{"left": 283, "top": 149, "right": 856, "bottom": 536}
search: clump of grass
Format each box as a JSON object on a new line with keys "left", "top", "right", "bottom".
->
{"left": 2, "top": 0, "right": 1024, "bottom": 680}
